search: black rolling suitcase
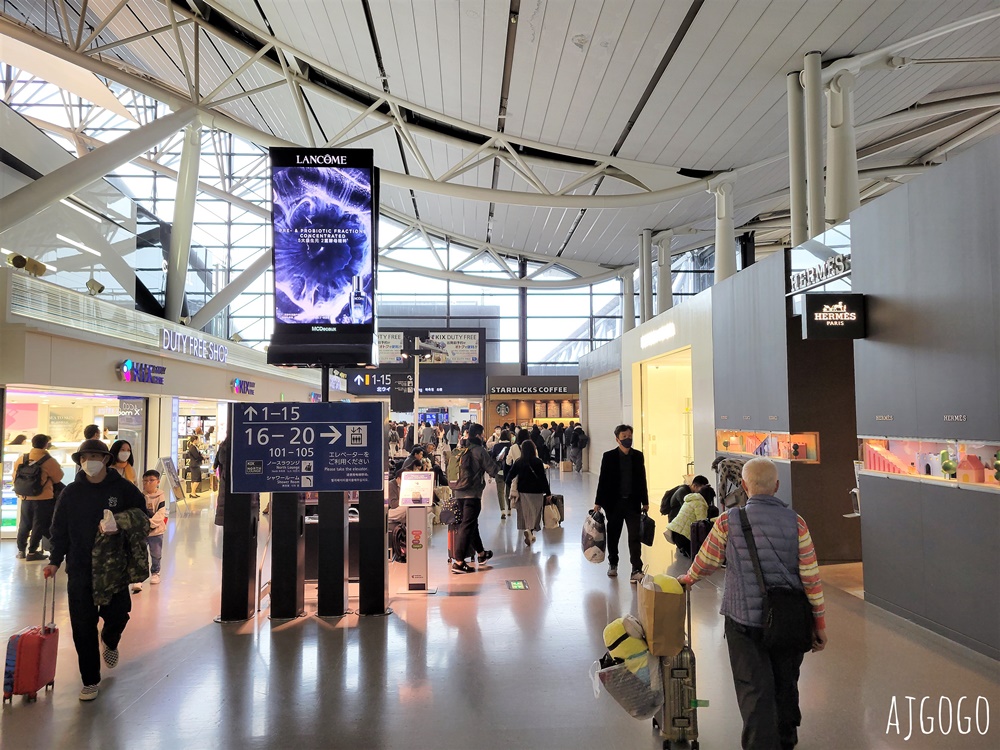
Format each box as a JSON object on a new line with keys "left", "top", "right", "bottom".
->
{"left": 652, "top": 588, "right": 705, "bottom": 749}
{"left": 689, "top": 519, "right": 714, "bottom": 560}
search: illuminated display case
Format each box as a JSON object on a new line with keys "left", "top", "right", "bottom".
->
{"left": 861, "top": 437, "right": 1000, "bottom": 487}
{"left": 715, "top": 430, "right": 820, "bottom": 462}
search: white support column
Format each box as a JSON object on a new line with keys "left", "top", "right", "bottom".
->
{"left": 0, "top": 106, "right": 197, "bottom": 235}
{"left": 621, "top": 269, "right": 636, "bottom": 333}
{"left": 802, "top": 52, "right": 825, "bottom": 239}
{"left": 165, "top": 123, "right": 203, "bottom": 323}
{"left": 786, "top": 72, "right": 808, "bottom": 247}
{"left": 639, "top": 229, "right": 654, "bottom": 323}
{"left": 655, "top": 232, "right": 673, "bottom": 314}
{"left": 825, "top": 72, "right": 861, "bottom": 225}
{"left": 708, "top": 175, "right": 737, "bottom": 284}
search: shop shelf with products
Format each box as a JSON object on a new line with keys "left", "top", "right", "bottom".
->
{"left": 715, "top": 430, "right": 820, "bottom": 463}
{"left": 861, "top": 437, "right": 1000, "bottom": 488}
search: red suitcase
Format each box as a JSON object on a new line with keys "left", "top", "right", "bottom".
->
{"left": 3, "top": 576, "right": 59, "bottom": 703}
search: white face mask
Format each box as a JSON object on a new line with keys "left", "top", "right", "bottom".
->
{"left": 118, "top": 451, "right": 131, "bottom": 462}
{"left": 83, "top": 460, "right": 105, "bottom": 477}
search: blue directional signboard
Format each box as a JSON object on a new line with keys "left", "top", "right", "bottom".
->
{"left": 231, "top": 401, "right": 383, "bottom": 493}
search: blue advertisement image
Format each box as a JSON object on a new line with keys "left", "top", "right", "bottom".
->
{"left": 230, "top": 401, "right": 383, "bottom": 493}
{"left": 270, "top": 148, "right": 374, "bottom": 327}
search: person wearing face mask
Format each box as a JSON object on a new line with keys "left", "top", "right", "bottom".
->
{"left": 108, "top": 439, "right": 138, "bottom": 486}
{"left": 593, "top": 424, "right": 649, "bottom": 583}
{"left": 43, "top": 439, "right": 147, "bottom": 701}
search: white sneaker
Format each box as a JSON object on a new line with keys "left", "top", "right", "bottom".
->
{"left": 630, "top": 571, "right": 644, "bottom": 584}
{"left": 79, "top": 684, "right": 99, "bottom": 701}
{"left": 150, "top": 574, "right": 161, "bottom": 585}
{"left": 131, "top": 583, "right": 142, "bottom": 593}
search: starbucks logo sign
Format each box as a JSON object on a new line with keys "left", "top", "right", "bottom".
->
{"left": 496, "top": 402, "right": 510, "bottom": 417}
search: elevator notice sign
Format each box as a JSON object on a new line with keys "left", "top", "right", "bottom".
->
{"left": 231, "top": 401, "right": 383, "bottom": 493}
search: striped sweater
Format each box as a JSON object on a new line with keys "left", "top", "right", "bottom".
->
{"left": 679, "top": 510, "right": 826, "bottom": 631}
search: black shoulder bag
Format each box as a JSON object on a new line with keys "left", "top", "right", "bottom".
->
{"left": 738, "top": 508, "right": 814, "bottom": 653}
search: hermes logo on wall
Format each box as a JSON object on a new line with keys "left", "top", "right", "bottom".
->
{"left": 802, "top": 293, "right": 866, "bottom": 340}
{"left": 813, "top": 301, "right": 858, "bottom": 325}
{"left": 790, "top": 253, "right": 851, "bottom": 293}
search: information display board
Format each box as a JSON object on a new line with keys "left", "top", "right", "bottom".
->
{"left": 231, "top": 402, "right": 382, "bottom": 493}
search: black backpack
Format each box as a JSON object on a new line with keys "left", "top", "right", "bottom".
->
{"left": 13, "top": 455, "right": 52, "bottom": 497}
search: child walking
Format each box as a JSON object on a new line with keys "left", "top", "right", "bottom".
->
{"left": 133, "top": 469, "right": 168, "bottom": 592}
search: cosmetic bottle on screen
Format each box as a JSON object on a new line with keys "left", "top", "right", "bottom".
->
{"left": 351, "top": 275, "right": 365, "bottom": 323}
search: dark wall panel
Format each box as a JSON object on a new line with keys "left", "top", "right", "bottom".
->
{"left": 852, "top": 184, "right": 919, "bottom": 437}
{"left": 860, "top": 474, "right": 999, "bottom": 657}
{"left": 859, "top": 475, "right": 926, "bottom": 617}
{"left": 712, "top": 252, "right": 789, "bottom": 431}
{"left": 853, "top": 138, "right": 1000, "bottom": 440}
{"left": 921, "top": 485, "right": 1000, "bottom": 652}
{"left": 712, "top": 278, "right": 738, "bottom": 429}
{"left": 906, "top": 142, "right": 1000, "bottom": 439}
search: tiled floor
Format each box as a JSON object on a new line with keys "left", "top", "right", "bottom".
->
{"left": 1, "top": 472, "right": 997, "bottom": 749}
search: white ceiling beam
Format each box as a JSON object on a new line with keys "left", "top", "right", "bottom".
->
{"left": 380, "top": 256, "right": 619, "bottom": 289}
{"left": 857, "top": 93, "right": 1000, "bottom": 133}
{"left": 210, "top": 80, "right": 285, "bottom": 108}
{"left": 78, "top": 0, "right": 131, "bottom": 51}
{"left": 436, "top": 138, "right": 496, "bottom": 183}
{"left": 322, "top": 98, "right": 386, "bottom": 147}
{"left": 73, "top": 0, "right": 90, "bottom": 51}
{"left": 84, "top": 19, "right": 196, "bottom": 56}
{"left": 856, "top": 110, "right": 991, "bottom": 159}
{"left": 164, "top": 0, "right": 196, "bottom": 102}
{"left": 201, "top": 42, "right": 274, "bottom": 104}
{"left": 388, "top": 101, "right": 433, "bottom": 179}
{"left": 179, "top": 2, "right": 696, "bottom": 183}
{"left": 919, "top": 109, "right": 1000, "bottom": 163}
{"left": 821, "top": 8, "right": 1000, "bottom": 83}
{"left": 498, "top": 139, "right": 551, "bottom": 195}
{"left": 0, "top": 105, "right": 198, "bottom": 235}
{"left": 333, "top": 120, "right": 393, "bottom": 148}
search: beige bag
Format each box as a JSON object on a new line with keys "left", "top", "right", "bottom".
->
{"left": 543, "top": 503, "right": 560, "bottom": 529}
{"left": 636, "top": 583, "right": 685, "bottom": 657}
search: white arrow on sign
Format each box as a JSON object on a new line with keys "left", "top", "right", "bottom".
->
{"left": 320, "top": 426, "right": 342, "bottom": 444}
{"left": 353, "top": 375, "right": 364, "bottom": 385}
{"left": 244, "top": 405, "right": 258, "bottom": 419}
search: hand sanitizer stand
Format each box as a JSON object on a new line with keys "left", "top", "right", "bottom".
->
{"left": 399, "top": 471, "right": 435, "bottom": 594}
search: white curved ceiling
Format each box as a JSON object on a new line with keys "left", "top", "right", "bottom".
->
{"left": 3, "top": 0, "right": 1000, "bottom": 268}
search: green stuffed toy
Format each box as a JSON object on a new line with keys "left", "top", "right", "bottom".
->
{"left": 939, "top": 450, "right": 957, "bottom": 478}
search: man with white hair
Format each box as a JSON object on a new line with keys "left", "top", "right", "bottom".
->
{"left": 679, "top": 457, "right": 827, "bottom": 750}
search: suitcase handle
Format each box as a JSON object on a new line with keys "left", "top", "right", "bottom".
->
{"left": 42, "top": 572, "right": 56, "bottom": 632}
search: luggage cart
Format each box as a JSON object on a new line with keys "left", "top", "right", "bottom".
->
{"left": 651, "top": 588, "right": 704, "bottom": 749}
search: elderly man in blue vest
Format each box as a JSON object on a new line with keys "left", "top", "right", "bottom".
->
{"left": 679, "top": 457, "right": 827, "bottom": 750}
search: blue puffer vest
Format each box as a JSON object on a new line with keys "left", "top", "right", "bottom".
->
{"left": 721, "top": 495, "right": 802, "bottom": 628}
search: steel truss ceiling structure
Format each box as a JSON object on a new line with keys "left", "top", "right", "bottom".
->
{"left": 2, "top": 0, "right": 1000, "bottom": 302}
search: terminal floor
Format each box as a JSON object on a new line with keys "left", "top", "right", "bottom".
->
{"left": 1, "top": 472, "right": 997, "bottom": 750}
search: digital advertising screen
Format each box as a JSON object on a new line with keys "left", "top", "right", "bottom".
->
{"left": 267, "top": 148, "right": 378, "bottom": 366}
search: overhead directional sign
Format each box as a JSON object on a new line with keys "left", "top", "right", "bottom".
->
{"left": 231, "top": 401, "right": 383, "bottom": 493}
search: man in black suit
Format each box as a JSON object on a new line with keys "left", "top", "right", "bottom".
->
{"left": 593, "top": 424, "right": 649, "bottom": 582}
